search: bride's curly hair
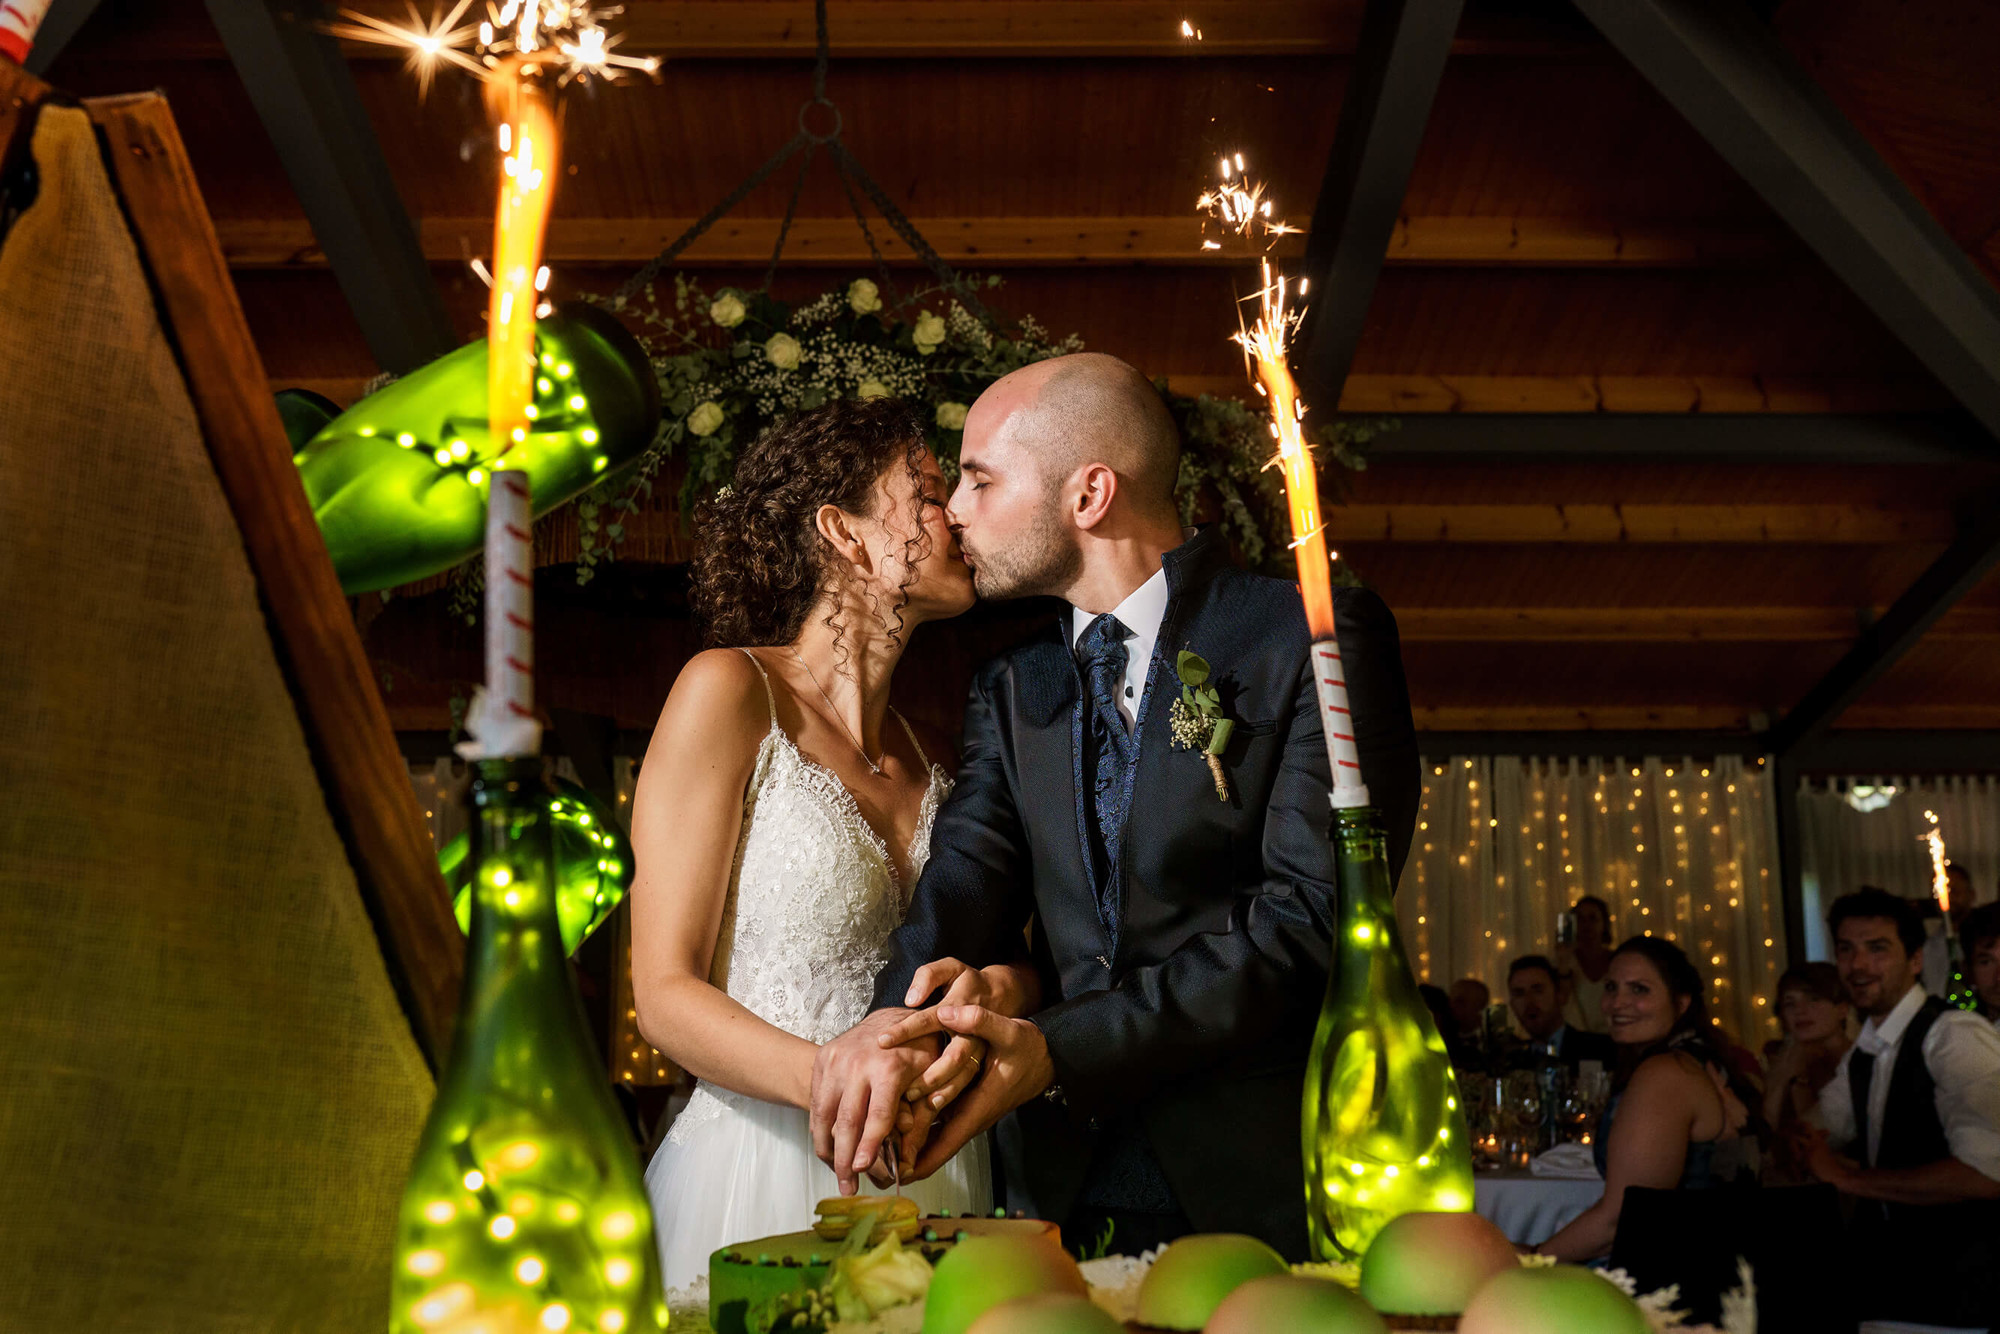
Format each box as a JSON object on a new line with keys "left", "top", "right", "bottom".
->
{"left": 690, "top": 397, "right": 934, "bottom": 660}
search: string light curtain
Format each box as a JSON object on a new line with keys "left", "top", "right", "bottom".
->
{"left": 1399, "top": 755, "right": 1786, "bottom": 1042}
{"left": 1798, "top": 774, "right": 2000, "bottom": 961}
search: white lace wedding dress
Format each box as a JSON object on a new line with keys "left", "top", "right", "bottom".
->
{"left": 646, "top": 651, "right": 991, "bottom": 1294}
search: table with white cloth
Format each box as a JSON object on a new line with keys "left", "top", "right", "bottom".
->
{"left": 1473, "top": 1167, "right": 1603, "bottom": 1245}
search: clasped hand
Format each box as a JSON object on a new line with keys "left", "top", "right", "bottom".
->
{"left": 808, "top": 958, "right": 1051, "bottom": 1195}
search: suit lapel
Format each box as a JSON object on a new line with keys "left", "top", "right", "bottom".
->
{"left": 1011, "top": 627, "right": 1099, "bottom": 935}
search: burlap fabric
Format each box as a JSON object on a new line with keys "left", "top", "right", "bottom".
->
{"left": 0, "top": 106, "right": 432, "bottom": 1331}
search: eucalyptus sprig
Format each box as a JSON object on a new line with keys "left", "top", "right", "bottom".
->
{"left": 1168, "top": 650, "right": 1234, "bottom": 802}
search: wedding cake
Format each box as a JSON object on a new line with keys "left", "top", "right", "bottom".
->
{"left": 708, "top": 1199, "right": 1059, "bottom": 1334}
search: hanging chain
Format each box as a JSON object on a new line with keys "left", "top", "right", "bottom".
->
{"left": 614, "top": 0, "right": 995, "bottom": 326}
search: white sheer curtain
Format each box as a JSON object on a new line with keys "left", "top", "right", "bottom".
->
{"left": 1397, "top": 755, "right": 1786, "bottom": 1043}
{"left": 1797, "top": 774, "right": 2000, "bottom": 961}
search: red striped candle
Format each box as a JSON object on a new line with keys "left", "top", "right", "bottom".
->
{"left": 484, "top": 468, "right": 538, "bottom": 757}
{"left": 1313, "top": 639, "right": 1371, "bottom": 809}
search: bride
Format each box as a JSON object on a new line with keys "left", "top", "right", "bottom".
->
{"left": 631, "top": 398, "right": 1036, "bottom": 1291}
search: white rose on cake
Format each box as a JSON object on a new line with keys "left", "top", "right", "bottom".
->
{"left": 687, "top": 401, "right": 725, "bottom": 437}
{"left": 764, "top": 332, "right": 802, "bottom": 370}
{"left": 912, "top": 311, "right": 946, "bottom": 355}
{"left": 709, "top": 291, "right": 746, "bottom": 328}
{"left": 847, "top": 278, "right": 883, "bottom": 315}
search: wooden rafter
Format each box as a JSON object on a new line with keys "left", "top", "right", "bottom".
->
{"left": 201, "top": 0, "right": 456, "bottom": 374}
{"left": 61, "top": 1, "right": 1595, "bottom": 62}
{"left": 1393, "top": 606, "right": 2000, "bottom": 643}
{"left": 213, "top": 214, "right": 1787, "bottom": 271}
{"left": 271, "top": 371, "right": 1952, "bottom": 418}
{"left": 1293, "top": 0, "right": 1464, "bottom": 408}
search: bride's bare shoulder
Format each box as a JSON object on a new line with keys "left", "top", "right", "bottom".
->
{"left": 651, "top": 648, "right": 773, "bottom": 754}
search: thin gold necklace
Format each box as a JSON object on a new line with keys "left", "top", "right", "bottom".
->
{"left": 788, "top": 645, "right": 883, "bottom": 776}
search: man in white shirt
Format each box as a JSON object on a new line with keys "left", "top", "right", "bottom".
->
{"left": 1963, "top": 901, "right": 2000, "bottom": 1030}
{"left": 1806, "top": 888, "right": 2000, "bottom": 1328}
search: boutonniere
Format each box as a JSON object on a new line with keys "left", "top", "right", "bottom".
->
{"left": 1168, "top": 649, "right": 1234, "bottom": 802}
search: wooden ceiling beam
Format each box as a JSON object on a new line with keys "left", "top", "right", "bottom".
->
{"left": 63, "top": 2, "right": 1595, "bottom": 62}
{"left": 1573, "top": 0, "right": 2000, "bottom": 445}
{"left": 272, "top": 373, "right": 1950, "bottom": 418}
{"left": 1327, "top": 504, "right": 1955, "bottom": 545}
{"left": 1394, "top": 606, "right": 1999, "bottom": 642}
{"left": 214, "top": 214, "right": 1785, "bottom": 270}
{"left": 20, "top": 0, "right": 108, "bottom": 74}
{"left": 201, "top": 0, "right": 455, "bottom": 374}
{"left": 1293, "top": 0, "right": 1464, "bottom": 408}
{"left": 1767, "top": 497, "right": 2000, "bottom": 753}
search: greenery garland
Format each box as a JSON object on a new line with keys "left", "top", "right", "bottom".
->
{"left": 443, "top": 274, "right": 1392, "bottom": 615}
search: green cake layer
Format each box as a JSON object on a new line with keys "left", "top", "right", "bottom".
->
{"left": 709, "top": 1212, "right": 1058, "bottom": 1334}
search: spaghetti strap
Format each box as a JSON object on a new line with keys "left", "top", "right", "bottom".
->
{"left": 735, "top": 648, "right": 778, "bottom": 723}
{"left": 890, "top": 707, "right": 930, "bottom": 771}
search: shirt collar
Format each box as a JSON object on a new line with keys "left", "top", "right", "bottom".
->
{"left": 1069, "top": 563, "right": 1171, "bottom": 651}
{"left": 1856, "top": 983, "right": 1928, "bottom": 1056}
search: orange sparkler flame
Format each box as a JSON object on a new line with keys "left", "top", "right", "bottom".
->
{"left": 487, "top": 59, "right": 560, "bottom": 459}
{"left": 1199, "top": 156, "right": 1336, "bottom": 640}
{"left": 1923, "top": 814, "right": 1949, "bottom": 914}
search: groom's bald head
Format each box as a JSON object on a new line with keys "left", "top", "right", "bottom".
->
{"left": 972, "top": 353, "right": 1182, "bottom": 518}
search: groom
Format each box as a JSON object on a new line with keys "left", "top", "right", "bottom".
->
{"left": 812, "top": 353, "right": 1419, "bottom": 1259}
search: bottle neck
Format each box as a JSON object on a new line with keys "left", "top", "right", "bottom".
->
{"left": 1331, "top": 806, "right": 1397, "bottom": 915}
{"left": 464, "top": 759, "right": 573, "bottom": 997}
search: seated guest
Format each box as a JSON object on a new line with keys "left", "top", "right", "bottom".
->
{"left": 1963, "top": 901, "right": 2000, "bottom": 1027}
{"left": 1448, "top": 976, "right": 1491, "bottom": 1050}
{"left": 1533, "top": 937, "right": 1756, "bottom": 1263}
{"left": 1802, "top": 888, "right": 2000, "bottom": 1329}
{"left": 1554, "top": 894, "right": 1615, "bottom": 1033}
{"left": 1507, "top": 954, "right": 1615, "bottom": 1072}
{"left": 1760, "top": 962, "right": 1850, "bottom": 1184}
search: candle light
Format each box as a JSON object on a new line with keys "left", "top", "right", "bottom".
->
{"left": 486, "top": 60, "right": 560, "bottom": 462}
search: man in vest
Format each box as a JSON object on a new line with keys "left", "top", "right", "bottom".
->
{"left": 1804, "top": 887, "right": 2000, "bottom": 1328}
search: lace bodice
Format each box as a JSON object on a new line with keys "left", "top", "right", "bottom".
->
{"left": 705, "top": 652, "right": 950, "bottom": 1047}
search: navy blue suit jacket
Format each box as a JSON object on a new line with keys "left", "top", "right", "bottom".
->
{"left": 873, "top": 527, "right": 1419, "bottom": 1257}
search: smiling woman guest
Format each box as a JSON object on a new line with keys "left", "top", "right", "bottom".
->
{"left": 1532, "top": 936, "right": 1759, "bottom": 1263}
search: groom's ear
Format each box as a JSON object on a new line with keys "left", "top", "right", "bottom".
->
{"left": 815, "top": 503, "right": 871, "bottom": 571}
{"left": 1071, "top": 462, "right": 1119, "bottom": 531}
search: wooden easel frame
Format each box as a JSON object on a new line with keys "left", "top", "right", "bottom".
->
{"left": 0, "top": 60, "right": 464, "bottom": 1064}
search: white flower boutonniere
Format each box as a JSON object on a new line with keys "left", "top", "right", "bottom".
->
{"left": 1168, "top": 649, "right": 1234, "bottom": 802}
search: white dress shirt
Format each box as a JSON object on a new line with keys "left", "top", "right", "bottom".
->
{"left": 1069, "top": 566, "right": 1170, "bottom": 731}
{"left": 1815, "top": 984, "right": 2000, "bottom": 1182}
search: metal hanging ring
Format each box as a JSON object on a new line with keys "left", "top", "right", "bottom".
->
{"left": 797, "top": 97, "right": 843, "bottom": 144}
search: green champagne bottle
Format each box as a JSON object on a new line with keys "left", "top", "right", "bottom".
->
{"left": 1302, "top": 806, "right": 1476, "bottom": 1261}
{"left": 391, "top": 758, "right": 665, "bottom": 1334}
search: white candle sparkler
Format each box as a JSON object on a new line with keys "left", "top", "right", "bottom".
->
{"left": 1200, "top": 155, "right": 1367, "bottom": 808}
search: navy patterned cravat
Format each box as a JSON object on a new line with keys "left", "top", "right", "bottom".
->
{"left": 1077, "top": 612, "right": 1135, "bottom": 928}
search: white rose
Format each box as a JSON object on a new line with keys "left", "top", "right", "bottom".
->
{"left": 934, "top": 401, "right": 968, "bottom": 431}
{"left": 687, "top": 401, "right": 725, "bottom": 437}
{"left": 847, "top": 278, "right": 882, "bottom": 315}
{"left": 764, "top": 332, "right": 801, "bottom": 370}
{"left": 708, "top": 291, "right": 746, "bottom": 328}
{"left": 912, "top": 310, "right": 947, "bottom": 354}
{"left": 857, "top": 380, "right": 891, "bottom": 400}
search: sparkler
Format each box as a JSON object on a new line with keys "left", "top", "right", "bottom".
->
{"left": 1199, "top": 155, "right": 1365, "bottom": 805}
{"left": 1924, "top": 809, "right": 1950, "bottom": 914}
{"left": 331, "top": 0, "right": 660, "bottom": 92}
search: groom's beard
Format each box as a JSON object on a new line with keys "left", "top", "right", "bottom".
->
{"left": 961, "top": 511, "right": 1081, "bottom": 601}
